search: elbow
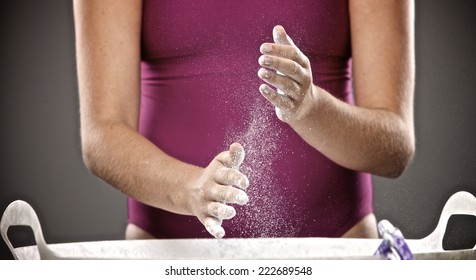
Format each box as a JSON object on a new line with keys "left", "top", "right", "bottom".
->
{"left": 375, "top": 116, "right": 416, "bottom": 179}
{"left": 383, "top": 152, "right": 414, "bottom": 179}
{"left": 80, "top": 129, "right": 103, "bottom": 177}
{"left": 81, "top": 138, "right": 98, "bottom": 175}
{"left": 380, "top": 138, "right": 415, "bottom": 179}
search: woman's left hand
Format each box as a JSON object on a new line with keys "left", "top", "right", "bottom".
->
{"left": 258, "top": 25, "right": 317, "bottom": 123}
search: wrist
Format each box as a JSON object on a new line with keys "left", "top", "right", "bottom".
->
{"left": 180, "top": 165, "right": 204, "bottom": 215}
{"left": 289, "top": 84, "right": 321, "bottom": 130}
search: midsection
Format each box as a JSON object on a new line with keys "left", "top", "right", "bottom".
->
{"left": 125, "top": 213, "right": 378, "bottom": 240}
{"left": 135, "top": 0, "right": 372, "bottom": 238}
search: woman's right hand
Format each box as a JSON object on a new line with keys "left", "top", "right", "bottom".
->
{"left": 187, "top": 142, "right": 249, "bottom": 238}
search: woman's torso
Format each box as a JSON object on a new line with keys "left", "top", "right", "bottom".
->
{"left": 129, "top": 0, "right": 373, "bottom": 238}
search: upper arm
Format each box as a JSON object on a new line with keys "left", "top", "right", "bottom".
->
{"left": 73, "top": 0, "right": 142, "bottom": 130}
{"left": 349, "top": 0, "right": 415, "bottom": 125}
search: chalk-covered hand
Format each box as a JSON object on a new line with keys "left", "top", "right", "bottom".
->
{"left": 258, "top": 25, "right": 317, "bottom": 123}
{"left": 187, "top": 143, "right": 249, "bottom": 238}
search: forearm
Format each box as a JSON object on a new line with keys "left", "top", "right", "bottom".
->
{"left": 291, "top": 85, "right": 415, "bottom": 178}
{"left": 259, "top": 13, "right": 415, "bottom": 177}
{"left": 81, "top": 120, "right": 200, "bottom": 215}
{"left": 74, "top": 0, "right": 250, "bottom": 238}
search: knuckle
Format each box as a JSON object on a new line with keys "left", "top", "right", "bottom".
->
{"left": 269, "top": 71, "right": 277, "bottom": 82}
{"left": 291, "top": 82, "right": 300, "bottom": 93}
{"left": 225, "top": 168, "right": 240, "bottom": 185}
{"left": 216, "top": 204, "right": 236, "bottom": 219}
{"left": 292, "top": 63, "right": 300, "bottom": 75}
{"left": 212, "top": 151, "right": 228, "bottom": 166}
{"left": 284, "top": 82, "right": 293, "bottom": 93}
{"left": 268, "top": 90, "right": 279, "bottom": 101}
{"left": 222, "top": 168, "right": 232, "bottom": 184}
{"left": 284, "top": 98, "right": 295, "bottom": 109}
{"left": 292, "top": 48, "right": 300, "bottom": 61}
{"left": 283, "top": 81, "right": 297, "bottom": 94}
{"left": 280, "top": 99, "right": 290, "bottom": 109}
{"left": 228, "top": 169, "right": 240, "bottom": 183}
{"left": 204, "top": 217, "right": 222, "bottom": 229}
{"left": 214, "top": 151, "right": 227, "bottom": 161}
{"left": 225, "top": 188, "right": 237, "bottom": 202}
{"left": 210, "top": 186, "right": 226, "bottom": 202}
{"left": 207, "top": 203, "right": 218, "bottom": 216}
{"left": 288, "top": 101, "right": 296, "bottom": 110}
{"left": 219, "top": 189, "right": 229, "bottom": 202}
{"left": 302, "top": 74, "right": 312, "bottom": 85}
{"left": 304, "top": 56, "right": 311, "bottom": 67}
{"left": 202, "top": 183, "right": 213, "bottom": 198}
{"left": 286, "top": 83, "right": 299, "bottom": 95}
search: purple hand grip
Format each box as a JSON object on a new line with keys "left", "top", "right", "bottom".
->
{"left": 374, "top": 220, "right": 414, "bottom": 260}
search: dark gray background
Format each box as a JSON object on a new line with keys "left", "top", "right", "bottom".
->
{"left": 1, "top": 0, "right": 475, "bottom": 259}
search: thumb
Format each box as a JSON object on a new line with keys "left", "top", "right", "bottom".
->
{"left": 229, "top": 142, "right": 245, "bottom": 169}
{"left": 273, "top": 25, "right": 295, "bottom": 46}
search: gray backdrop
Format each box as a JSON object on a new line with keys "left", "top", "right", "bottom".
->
{"left": 1, "top": 0, "right": 475, "bottom": 259}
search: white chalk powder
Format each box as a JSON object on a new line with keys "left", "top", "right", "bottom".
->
{"left": 224, "top": 99, "right": 298, "bottom": 237}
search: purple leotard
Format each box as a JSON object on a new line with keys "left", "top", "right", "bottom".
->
{"left": 128, "top": 0, "right": 373, "bottom": 238}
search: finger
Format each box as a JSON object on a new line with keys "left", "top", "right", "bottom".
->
{"left": 257, "top": 68, "right": 300, "bottom": 99}
{"left": 258, "top": 55, "right": 308, "bottom": 85}
{"left": 214, "top": 143, "right": 245, "bottom": 169}
{"left": 215, "top": 167, "right": 249, "bottom": 190}
{"left": 207, "top": 184, "right": 249, "bottom": 205}
{"left": 229, "top": 142, "right": 245, "bottom": 169}
{"left": 203, "top": 217, "right": 225, "bottom": 239}
{"left": 273, "top": 25, "right": 295, "bottom": 46}
{"left": 275, "top": 107, "right": 289, "bottom": 122}
{"left": 259, "top": 84, "right": 295, "bottom": 111}
{"left": 207, "top": 202, "right": 236, "bottom": 220}
{"left": 260, "top": 43, "right": 310, "bottom": 69}
{"left": 214, "top": 150, "right": 234, "bottom": 169}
